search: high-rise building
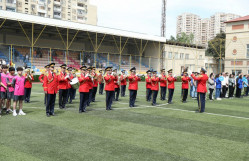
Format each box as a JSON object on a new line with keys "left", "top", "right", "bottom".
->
{"left": 0, "top": 0, "right": 97, "bottom": 25}
{"left": 176, "top": 13, "right": 201, "bottom": 43}
{"left": 176, "top": 12, "right": 241, "bottom": 46}
{"left": 210, "top": 13, "right": 240, "bottom": 39}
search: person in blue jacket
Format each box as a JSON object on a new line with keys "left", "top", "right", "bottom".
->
{"left": 236, "top": 75, "right": 243, "bottom": 98}
{"left": 242, "top": 75, "right": 248, "bottom": 96}
{"left": 215, "top": 73, "right": 222, "bottom": 100}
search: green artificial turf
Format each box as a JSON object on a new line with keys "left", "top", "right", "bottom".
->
{"left": 0, "top": 82, "right": 249, "bottom": 161}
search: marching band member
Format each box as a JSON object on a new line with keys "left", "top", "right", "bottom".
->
{"left": 128, "top": 67, "right": 141, "bottom": 107}
{"left": 181, "top": 71, "right": 191, "bottom": 103}
{"left": 87, "top": 67, "right": 93, "bottom": 106}
{"left": 58, "top": 64, "right": 69, "bottom": 109}
{"left": 6, "top": 67, "right": 15, "bottom": 114}
{"left": 67, "top": 67, "right": 74, "bottom": 104}
{"left": 191, "top": 68, "right": 208, "bottom": 113}
{"left": 104, "top": 67, "right": 117, "bottom": 110}
{"left": 145, "top": 70, "right": 152, "bottom": 101}
{"left": 78, "top": 66, "right": 90, "bottom": 113}
{"left": 39, "top": 65, "right": 49, "bottom": 105}
{"left": 91, "top": 67, "right": 98, "bottom": 102}
{"left": 113, "top": 69, "right": 120, "bottom": 101}
{"left": 159, "top": 69, "right": 167, "bottom": 100}
{"left": 43, "top": 63, "right": 58, "bottom": 117}
{"left": 24, "top": 67, "right": 34, "bottom": 103}
{"left": 12, "top": 67, "right": 26, "bottom": 116}
{"left": 151, "top": 71, "right": 160, "bottom": 106}
{"left": 167, "top": 69, "right": 177, "bottom": 104}
{"left": 120, "top": 70, "right": 127, "bottom": 97}
{"left": 98, "top": 69, "right": 104, "bottom": 95}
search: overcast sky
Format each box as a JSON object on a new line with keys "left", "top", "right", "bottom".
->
{"left": 90, "top": 0, "right": 249, "bottom": 39}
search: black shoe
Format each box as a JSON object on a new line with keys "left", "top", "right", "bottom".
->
{"left": 51, "top": 113, "right": 55, "bottom": 116}
{"left": 79, "top": 110, "right": 82, "bottom": 113}
{"left": 129, "top": 105, "right": 133, "bottom": 108}
{"left": 109, "top": 108, "right": 113, "bottom": 110}
{"left": 182, "top": 101, "right": 187, "bottom": 103}
{"left": 6, "top": 110, "right": 10, "bottom": 114}
{"left": 69, "top": 101, "right": 72, "bottom": 104}
{"left": 59, "top": 106, "right": 63, "bottom": 109}
{"left": 46, "top": 113, "right": 50, "bottom": 117}
{"left": 83, "top": 109, "right": 86, "bottom": 112}
{"left": 152, "top": 103, "right": 156, "bottom": 106}
{"left": 168, "top": 102, "right": 173, "bottom": 104}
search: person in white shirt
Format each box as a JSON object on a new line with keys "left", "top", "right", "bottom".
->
{"left": 221, "top": 72, "right": 228, "bottom": 98}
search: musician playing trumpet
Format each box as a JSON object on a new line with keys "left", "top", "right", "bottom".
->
{"left": 145, "top": 70, "right": 152, "bottom": 102}
{"left": 86, "top": 67, "right": 93, "bottom": 106}
{"left": 120, "top": 70, "right": 127, "bottom": 97}
{"left": 78, "top": 66, "right": 90, "bottom": 113}
{"left": 98, "top": 69, "right": 104, "bottom": 95}
{"left": 159, "top": 69, "right": 167, "bottom": 101}
{"left": 24, "top": 67, "right": 34, "bottom": 103}
{"left": 91, "top": 67, "right": 98, "bottom": 102}
{"left": 151, "top": 71, "right": 160, "bottom": 106}
{"left": 181, "top": 70, "right": 191, "bottom": 103}
{"left": 167, "top": 69, "right": 177, "bottom": 104}
{"left": 67, "top": 67, "right": 75, "bottom": 104}
{"left": 113, "top": 69, "right": 120, "bottom": 101}
{"left": 128, "top": 67, "right": 141, "bottom": 107}
{"left": 104, "top": 67, "right": 117, "bottom": 110}
{"left": 58, "top": 64, "right": 70, "bottom": 109}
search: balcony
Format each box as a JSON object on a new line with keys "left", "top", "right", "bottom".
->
{"left": 37, "top": 8, "right": 46, "bottom": 13}
{"left": 53, "top": 7, "right": 61, "bottom": 12}
{"left": 53, "top": 0, "right": 61, "bottom": 5}
{"left": 54, "top": 14, "right": 61, "bottom": 19}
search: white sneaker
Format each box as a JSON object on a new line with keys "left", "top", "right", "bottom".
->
{"left": 18, "top": 110, "right": 26, "bottom": 116}
{"left": 13, "top": 111, "right": 17, "bottom": 116}
{"left": 216, "top": 98, "right": 222, "bottom": 101}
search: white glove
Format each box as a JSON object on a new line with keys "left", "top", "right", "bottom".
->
{"left": 173, "top": 74, "right": 176, "bottom": 78}
{"left": 65, "top": 75, "right": 69, "bottom": 79}
{"left": 188, "top": 69, "right": 192, "bottom": 75}
{"left": 85, "top": 73, "right": 89, "bottom": 77}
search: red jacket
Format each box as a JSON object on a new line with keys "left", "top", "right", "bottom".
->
{"left": 88, "top": 76, "right": 93, "bottom": 89}
{"left": 160, "top": 75, "right": 167, "bottom": 87}
{"left": 92, "top": 73, "right": 98, "bottom": 87}
{"left": 181, "top": 76, "right": 191, "bottom": 89}
{"left": 24, "top": 74, "right": 34, "bottom": 88}
{"left": 58, "top": 72, "right": 69, "bottom": 89}
{"left": 39, "top": 74, "right": 44, "bottom": 86}
{"left": 128, "top": 75, "right": 141, "bottom": 90}
{"left": 114, "top": 81, "right": 120, "bottom": 88}
{"left": 67, "top": 74, "right": 74, "bottom": 89}
{"left": 43, "top": 72, "right": 58, "bottom": 94}
{"left": 104, "top": 74, "right": 117, "bottom": 91}
{"left": 151, "top": 76, "right": 160, "bottom": 91}
{"left": 167, "top": 76, "right": 177, "bottom": 89}
{"left": 146, "top": 76, "right": 152, "bottom": 89}
{"left": 78, "top": 74, "right": 90, "bottom": 93}
{"left": 120, "top": 75, "right": 127, "bottom": 86}
{"left": 191, "top": 74, "right": 208, "bottom": 93}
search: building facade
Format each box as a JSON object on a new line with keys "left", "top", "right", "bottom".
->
{"left": 225, "top": 15, "right": 249, "bottom": 75}
{"left": 177, "top": 12, "right": 240, "bottom": 47}
{"left": 0, "top": 0, "right": 97, "bottom": 25}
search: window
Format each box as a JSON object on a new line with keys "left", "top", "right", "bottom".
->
{"left": 174, "top": 52, "right": 178, "bottom": 59}
{"left": 232, "top": 70, "right": 242, "bottom": 75}
{"left": 247, "top": 44, "right": 249, "bottom": 58}
{"left": 199, "top": 55, "right": 203, "bottom": 60}
{"left": 180, "top": 53, "right": 184, "bottom": 59}
{"left": 185, "top": 54, "right": 189, "bottom": 60}
{"left": 168, "top": 52, "right": 172, "bottom": 59}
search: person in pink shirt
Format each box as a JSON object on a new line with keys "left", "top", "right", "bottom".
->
{"left": 0, "top": 65, "right": 8, "bottom": 116}
{"left": 12, "top": 67, "right": 26, "bottom": 117}
{"left": 5, "top": 67, "right": 15, "bottom": 114}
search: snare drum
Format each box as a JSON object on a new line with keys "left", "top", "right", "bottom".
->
{"left": 70, "top": 78, "right": 80, "bottom": 89}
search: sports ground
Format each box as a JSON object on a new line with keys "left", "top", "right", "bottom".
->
{"left": 0, "top": 82, "right": 249, "bottom": 161}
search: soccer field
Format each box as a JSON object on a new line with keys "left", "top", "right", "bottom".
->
{"left": 0, "top": 82, "right": 249, "bottom": 161}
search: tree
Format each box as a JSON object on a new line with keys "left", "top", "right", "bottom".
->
{"left": 169, "top": 32, "right": 195, "bottom": 44}
{"left": 206, "top": 32, "right": 226, "bottom": 58}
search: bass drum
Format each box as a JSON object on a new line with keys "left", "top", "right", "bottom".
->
{"left": 70, "top": 78, "right": 80, "bottom": 89}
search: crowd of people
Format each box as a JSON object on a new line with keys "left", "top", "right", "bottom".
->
{"left": 0, "top": 62, "right": 248, "bottom": 117}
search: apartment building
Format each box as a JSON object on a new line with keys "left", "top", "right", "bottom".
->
{"left": 0, "top": 0, "right": 97, "bottom": 25}
{"left": 177, "top": 12, "right": 240, "bottom": 46}
{"left": 176, "top": 13, "right": 201, "bottom": 44}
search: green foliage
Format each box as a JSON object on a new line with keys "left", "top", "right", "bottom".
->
{"left": 206, "top": 32, "right": 226, "bottom": 58}
{"left": 169, "top": 32, "right": 194, "bottom": 44}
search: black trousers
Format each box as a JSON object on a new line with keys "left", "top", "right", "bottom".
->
{"left": 228, "top": 86, "right": 234, "bottom": 98}
{"left": 129, "top": 90, "right": 137, "bottom": 107}
{"left": 221, "top": 86, "right": 227, "bottom": 98}
{"left": 197, "top": 92, "right": 206, "bottom": 113}
{"left": 160, "top": 87, "right": 166, "bottom": 100}
{"left": 209, "top": 88, "right": 214, "bottom": 100}
{"left": 59, "top": 89, "right": 68, "bottom": 108}
{"left": 182, "top": 89, "right": 188, "bottom": 102}
{"left": 236, "top": 88, "right": 241, "bottom": 98}
{"left": 92, "top": 87, "right": 98, "bottom": 102}
{"left": 44, "top": 93, "right": 47, "bottom": 105}
{"left": 121, "top": 85, "right": 126, "bottom": 97}
{"left": 67, "top": 88, "right": 74, "bottom": 103}
{"left": 168, "top": 89, "right": 174, "bottom": 103}
{"left": 106, "top": 91, "right": 114, "bottom": 110}
{"left": 46, "top": 94, "right": 56, "bottom": 114}
{"left": 72, "top": 88, "right": 76, "bottom": 99}
{"left": 79, "top": 92, "right": 89, "bottom": 112}
{"left": 99, "top": 83, "right": 104, "bottom": 94}
{"left": 87, "top": 89, "right": 93, "bottom": 106}
{"left": 146, "top": 88, "right": 152, "bottom": 101}
{"left": 114, "top": 88, "right": 120, "bottom": 101}
{"left": 152, "top": 90, "right": 158, "bottom": 105}
{"left": 24, "top": 88, "right": 31, "bottom": 102}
